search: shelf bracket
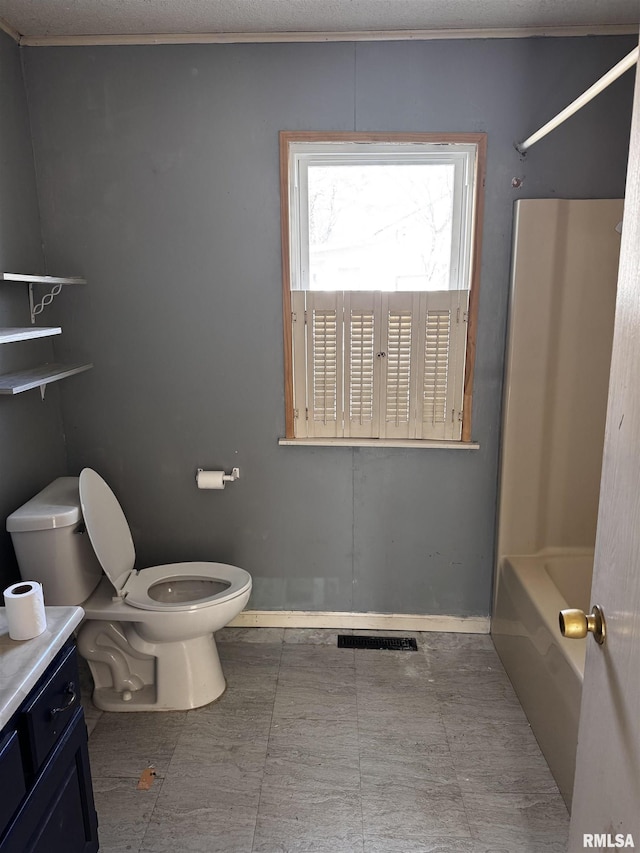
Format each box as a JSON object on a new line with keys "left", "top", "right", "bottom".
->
{"left": 39, "top": 384, "right": 46, "bottom": 401}
{"left": 29, "top": 282, "right": 65, "bottom": 324}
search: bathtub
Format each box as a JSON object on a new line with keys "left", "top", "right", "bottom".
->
{"left": 492, "top": 549, "right": 593, "bottom": 808}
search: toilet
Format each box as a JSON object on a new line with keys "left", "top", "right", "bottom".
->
{"left": 6, "top": 470, "right": 252, "bottom": 712}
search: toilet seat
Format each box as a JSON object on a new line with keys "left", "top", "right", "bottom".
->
{"left": 119, "top": 562, "right": 252, "bottom": 612}
{"left": 79, "top": 468, "right": 251, "bottom": 614}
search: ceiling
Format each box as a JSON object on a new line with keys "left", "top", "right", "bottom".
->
{"left": 0, "top": 0, "right": 638, "bottom": 45}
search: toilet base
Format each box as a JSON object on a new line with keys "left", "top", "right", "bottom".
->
{"left": 78, "top": 620, "right": 227, "bottom": 711}
{"left": 91, "top": 681, "right": 227, "bottom": 712}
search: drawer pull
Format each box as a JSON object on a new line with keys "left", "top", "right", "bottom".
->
{"left": 49, "top": 682, "right": 77, "bottom": 719}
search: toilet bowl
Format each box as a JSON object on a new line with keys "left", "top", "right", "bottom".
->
{"left": 6, "top": 470, "right": 252, "bottom": 712}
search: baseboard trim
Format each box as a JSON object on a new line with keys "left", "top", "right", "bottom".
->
{"left": 229, "top": 610, "right": 490, "bottom": 633}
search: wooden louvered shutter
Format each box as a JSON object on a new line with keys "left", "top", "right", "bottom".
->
{"left": 305, "top": 291, "right": 344, "bottom": 438}
{"left": 291, "top": 289, "right": 466, "bottom": 442}
{"left": 344, "top": 292, "right": 381, "bottom": 438}
{"left": 379, "top": 293, "right": 421, "bottom": 439}
{"left": 416, "top": 290, "right": 467, "bottom": 440}
{"left": 290, "top": 291, "right": 308, "bottom": 437}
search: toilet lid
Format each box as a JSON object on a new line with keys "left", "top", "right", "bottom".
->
{"left": 78, "top": 468, "right": 136, "bottom": 594}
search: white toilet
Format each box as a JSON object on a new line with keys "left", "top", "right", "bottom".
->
{"left": 6, "top": 470, "right": 252, "bottom": 712}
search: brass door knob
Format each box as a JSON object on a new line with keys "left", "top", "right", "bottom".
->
{"left": 559, "top": 605, "right": 606, "bottom": 645}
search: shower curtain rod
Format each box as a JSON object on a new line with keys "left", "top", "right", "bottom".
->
{"left": 516, "top": 45, "right": 639, "bottom": 154}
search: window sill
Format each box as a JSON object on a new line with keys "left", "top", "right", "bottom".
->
{"left": 278, "top": 438, "right": 480, "bottom": 450}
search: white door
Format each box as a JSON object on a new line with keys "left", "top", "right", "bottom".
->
{"left": 568, "top": 52, "right": 640, "bottom": 850}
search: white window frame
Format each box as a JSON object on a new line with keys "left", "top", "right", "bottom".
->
{"left": 280, "top": 131, "right": 486, "bottom": 446}
{"left": 289, "top": 142, "right": 475, "bottom": 295}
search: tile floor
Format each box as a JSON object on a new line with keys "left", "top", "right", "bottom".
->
{"left": 80, "top": 629, "right": 570, "bottom": 853}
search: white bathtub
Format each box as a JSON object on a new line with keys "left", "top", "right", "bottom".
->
{"left": 492, "top": 549, "right": 593, "bottom": 808}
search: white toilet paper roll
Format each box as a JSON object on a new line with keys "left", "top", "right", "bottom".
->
{"left": 196, "top": 470, "right": 226, "bottom": 490}
{"left": 3, "top": 581, "right": 47, "bottom": 641}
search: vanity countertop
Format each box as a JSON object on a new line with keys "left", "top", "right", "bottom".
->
{"left": 0, "top": 606, "right": 84, "bottom": 729}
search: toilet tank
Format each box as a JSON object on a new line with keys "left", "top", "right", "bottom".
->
{"left": 6, "top": 477, "right": 104, "bottom": 606}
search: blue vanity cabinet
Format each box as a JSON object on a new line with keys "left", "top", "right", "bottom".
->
{"left": 0, "top": 731, "right": 25, "bottom": 834}
{"left": 0, "top": 641, "right": 99, "bottom": 852}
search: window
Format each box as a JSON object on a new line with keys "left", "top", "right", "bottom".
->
{"left": 280, "top": 132, "right": 486, "bottom": 444}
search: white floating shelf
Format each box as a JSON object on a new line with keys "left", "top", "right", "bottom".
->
{"left": 2, "top": 272, "right": 87, "bottom": 322}
{"left": 1, "top": 273, "right": 86, "bottom": 285}
{"left": 0, "top": 363, "right": 93, "bottom": 396}
{"left": 0, "top": 327, "right": 62, "bottom": 344}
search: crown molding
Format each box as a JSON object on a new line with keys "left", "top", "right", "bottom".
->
{"left": 0, "top": 16, "right": 21, "bottom": 43}
{"left": 17, "top": 23, "right": 639, "bottom": 48}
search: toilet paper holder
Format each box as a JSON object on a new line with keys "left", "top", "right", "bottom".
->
{"left": 196, "top": 467, "right": 240, "bottom": 486}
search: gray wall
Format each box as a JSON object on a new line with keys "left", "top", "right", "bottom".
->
{"left": 0, "top": 30, "right": 68, "bottom": 591}
{"left": 20, "top": 36, "right": 635, "bottom": 616}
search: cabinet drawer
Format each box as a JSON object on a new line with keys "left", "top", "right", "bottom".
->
{"left": 0, "top": 731, "right": 26, "bottom": 838}
{"left": 21, "top": 644, "right": 80, "bottom": 775}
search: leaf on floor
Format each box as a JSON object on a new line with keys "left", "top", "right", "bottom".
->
{"left": 136, "top": 766, "right": 156, "bottom": 790}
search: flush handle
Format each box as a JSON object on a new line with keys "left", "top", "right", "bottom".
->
{"left": 559, "top": 604, "right": 606, "bottom": 645}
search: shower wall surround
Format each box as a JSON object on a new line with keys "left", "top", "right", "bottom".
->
{"left": 13, "top": 35, "right": 636, "bottom": 616}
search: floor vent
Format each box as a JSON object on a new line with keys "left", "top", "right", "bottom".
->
{"left": 337, "top": 635, "right": 418, "bottom": 651}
